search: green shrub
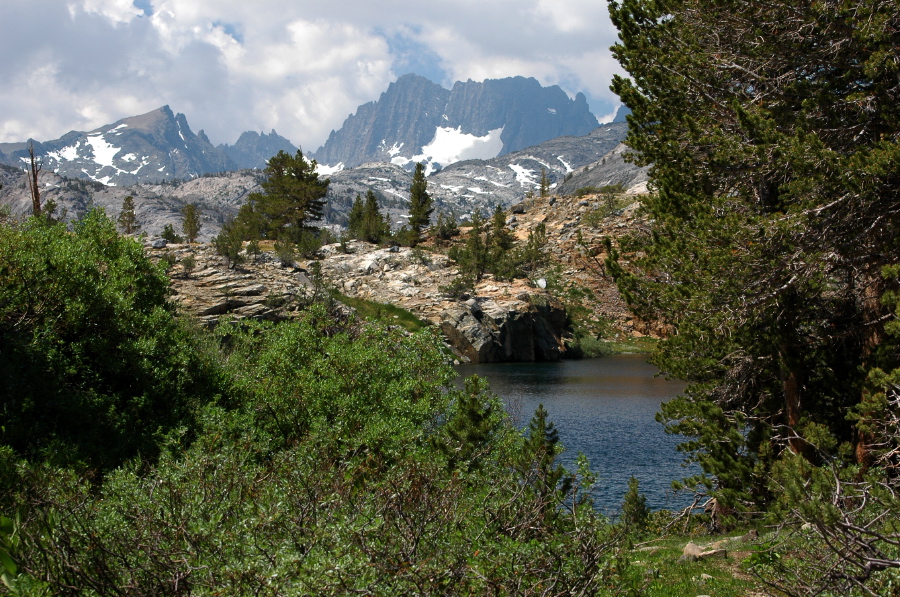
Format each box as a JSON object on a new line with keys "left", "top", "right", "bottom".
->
{"left": 439, "top": 274, "right": 476, "bottom": 300}
{"left": 160, "top": 223, "right": 183, "bottom": 243}
{"left": 0, "top": 212, "right": 225, "bottom": 472}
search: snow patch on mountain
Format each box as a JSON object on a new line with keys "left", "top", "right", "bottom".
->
{"left": 378, "top": 141, "right": 404, "bottom": 157}
{"left": 508, "top": 164, "right": 538, "bottom": 187}
{"left": 556, "top": 155, "right": 574, "bottom": 173}
{"left": 316, "top": 162, "right": 345, "bottom": 176}
{"left": 49, "top": 143, "right": 81, "bottom": 163}
{"left": 85, "top": 134, "right": 121, "bottom": 168}
{"left": 391, "top": 126, "right": 504, "bottom": 175}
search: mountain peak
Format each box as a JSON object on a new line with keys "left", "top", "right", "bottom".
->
{"left": 0, "top": 107, "right": 235, "bottom": 186}
{"left": 312, "top": 74, "right": 599, "bottom": 170}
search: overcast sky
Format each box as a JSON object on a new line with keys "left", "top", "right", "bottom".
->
{"left": 0, "top": 0, "right": 623, "bottom": 151}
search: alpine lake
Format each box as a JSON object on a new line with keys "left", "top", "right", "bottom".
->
{"left": 456, "top": 354, "right": 697, "bottom": 516}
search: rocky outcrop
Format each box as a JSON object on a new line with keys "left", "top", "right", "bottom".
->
{"left": 154, "top": 239, "right": 566, "bottom": 363}
{"left": 149, "top": 243, "right": 315, "bottom": 326}
{"left": 440, "top": 295, "right": 566, "bottom": 363}
{"left": 316, "top": 242, "right": 566, "bottom": 363}
{"left": 497, "top": 191, "right": 658, "bottom": 340}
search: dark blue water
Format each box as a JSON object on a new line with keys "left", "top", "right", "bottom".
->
{"left": 456, "top": 354, "right": 696, "bottom": 515}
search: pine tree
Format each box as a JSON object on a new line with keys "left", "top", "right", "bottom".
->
{"left": 237, "top": 149, "right": 329, "bottom": 243}
{"left": 181, "top": 203, "right": 201, "bottom": 244}
{"left": 362, "top": 190, "right": 390, "bottom": 243}
{"left": 539, "top": 168, "right": 550, "bottom": 198}
{"left": 434, "top": 376, "right": 501, "bottom": 472}
{"left": 432, "top": 211, "right": 460, "bottom": 243}
{"left": 517, "top": 404, "right": 572, "bottom": 517}
{"left": 489, "top": 204, "right": 516, "bottom": 279}
{"left": 213, "top": 219, "right": 244, "bottom": 268}
{"left": 407, "top": 162, "right": 433, "bottom": 243}
{"left": 117, "top": 196, "right": 139, "bottom": 234}
{"left": 348, "top": 190, "right": 390, "bottom": 243}
{"left": 347, "top": 194, "right": 365, "bottom": 239}
{"left": 449, "top": 211, "right": 490, "bottom": 280}
{"left": 160, "top": 223, "right": 182, "bottom": 243}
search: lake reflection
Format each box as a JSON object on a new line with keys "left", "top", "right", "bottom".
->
{"left": 456, "top": 354, "right": 696, "bottom": 514}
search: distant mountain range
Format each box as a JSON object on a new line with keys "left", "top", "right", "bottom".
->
{"left": 0, "top": 74, "right": 646, "bottom": 237}
{"left": 0, "top": 121, "right": 644, "bottom": 240}
{"left": 0, "top": 107, "right": 300, "bottom": 186}
{"left": 0, "top": 74, "right": 603, "bottom": 186}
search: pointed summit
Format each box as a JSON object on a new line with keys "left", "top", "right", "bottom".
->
{"left": 0, "top": 107, "right": 235, "bottom": 186}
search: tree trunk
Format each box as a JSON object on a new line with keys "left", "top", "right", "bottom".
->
{"left": 27, "top": 142, "right": 42, "bottom": 217}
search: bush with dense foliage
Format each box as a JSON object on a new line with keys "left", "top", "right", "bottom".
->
{"left": 0, "top": 211, "right": 224, "bottom": 472}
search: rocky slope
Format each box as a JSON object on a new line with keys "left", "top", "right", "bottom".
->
{"left": 555, "top": 141, "right": 649, "bottom": 196}
{"left": 0, "top": 164, "right": 261, "bottom": 243}
{"left": 151, "top": 189, "right": 651, "bottom": 363}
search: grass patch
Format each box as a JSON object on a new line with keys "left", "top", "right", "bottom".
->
{"left": 618, "top": 531, "right": 765, "bottom": 597}
{"left": 334, "top": 293, "right": 429, "bottom": 333}
{"left": 600, "top": 336, "right": 659, "bottom": 354}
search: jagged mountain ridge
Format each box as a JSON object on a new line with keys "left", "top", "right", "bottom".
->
{"left": 311, "top": 74, "right": 599, "bottom": 172}
{"left": 0, "top": 123, "right": 645, "bottom": 238}
{"left": 0, "top": 107, "right": 236, "bottom": 186}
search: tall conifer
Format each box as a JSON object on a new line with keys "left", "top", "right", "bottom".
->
{"left": 408, "top": 162, "right": 433, "bottom": 243}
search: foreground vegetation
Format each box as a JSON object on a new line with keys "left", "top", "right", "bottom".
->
{"left": 0, "top": 212, "right": 639, "bottom": 595}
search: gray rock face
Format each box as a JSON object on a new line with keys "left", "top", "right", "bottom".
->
{"left": 312, "top": 74, "right": 600, "bottom": 170}
{"left": 313, "top": 74, "right": 450, "bottom": 170}
{"left": 218, "top": 130, "right": 299, "bottom": 170}
{"left": 439, "top": 296, "right": 566, "bottom": 363}
{"left": 555, "top": 142, "right": 649, "bottom": 196}
{"left": 443, "top": 77, "right": 599, "bottom": 157}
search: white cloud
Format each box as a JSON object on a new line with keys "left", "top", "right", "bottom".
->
{"left": 0, "top": 0, "right": 624, "bottom": 150}
{"left": 78, "top": 0, "right": 142, "bottom": 24}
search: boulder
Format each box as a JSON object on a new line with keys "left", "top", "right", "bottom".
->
{"left": 679, "top": 541, "right": 728, "bottom": 563}
{"left": 439, "top": 296, "right": 566, "bottom": 363}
